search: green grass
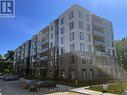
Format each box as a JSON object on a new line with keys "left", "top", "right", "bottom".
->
{"left": 89, "top": 82, "right": 127, "bottom": 95}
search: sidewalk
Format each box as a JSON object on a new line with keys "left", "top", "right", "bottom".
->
{"left": 70, "top": 87, "right": 118, "bottom": 95}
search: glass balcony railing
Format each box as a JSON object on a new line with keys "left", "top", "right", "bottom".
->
{"left": 40, "top": 56, "right": 48, "bottom": 61}
{"left": 93, "top": 22, "right": 107, "bottom": 29}
{"left": 94, "top": 31, "right": 105, "bottom": 37}
{"left": 38, "top": 40, "right": 48, "bottom": 46}
{"left": 40, "top": 47, "right": 48, "bottom": 53}
{"left": 94, "top": 40, "right": 105, "bottom": 45}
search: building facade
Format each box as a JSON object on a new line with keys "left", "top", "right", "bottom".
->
{"left": 14, "top": 4, "right": 117, "bottom": 81}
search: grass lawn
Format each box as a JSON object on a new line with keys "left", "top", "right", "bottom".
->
{"left": 89, "top": 82, "right": 127, "bottom": 95}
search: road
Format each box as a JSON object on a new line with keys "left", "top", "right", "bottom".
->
{"left": 0, "top": 79, "right": 75, "bottom": 95}
{"left": 0, "top": 79, "right": 43, "bottom": 95}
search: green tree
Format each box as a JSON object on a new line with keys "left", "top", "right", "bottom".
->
{"left": 115, "top": 38, "right": 127, "bottom": 70}
{"left": 4, "top": 50, "right": 14, "bottom": 63}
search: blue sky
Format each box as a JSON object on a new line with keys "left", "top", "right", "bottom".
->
{"left": 0, "top": 0, "right": 127, "bottom": 54}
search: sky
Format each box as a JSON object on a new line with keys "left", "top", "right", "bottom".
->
{"left": 0, "top": 0, "right": 127, "bottom": 55}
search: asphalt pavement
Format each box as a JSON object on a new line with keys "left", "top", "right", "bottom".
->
{"left": 0, "top": 79, "right": 42, "bottom": 95}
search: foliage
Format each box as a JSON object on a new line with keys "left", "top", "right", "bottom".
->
{"left": 89, "top": 82, "right": 127, "bottom": 95}
{"left": 4, "top": 50, "right": 14, "bottom": 63}
{"left": 0, "top": 50, "right": 14, "bottom": 74}
{"left": 115, "top": 37, "right": 127, "bottom": 70}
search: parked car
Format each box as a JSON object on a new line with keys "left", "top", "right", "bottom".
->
{"left": 1, "top": 74, "right": 10, "bottom": 80}
{"left": 4, "top": 75, "right": 19, "bottom": 81}
{"left": 23, "top": 80, "right": 39, "bottom": 89}
{"left": 35, "top": 81, "right": 56, "bottom": 88}
{"left": 122, "top": 91, "right": 127, "bottom": 95}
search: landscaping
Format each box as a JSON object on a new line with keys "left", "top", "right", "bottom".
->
{"left": 89, "top": 82, "right": 127, "bottom": 95}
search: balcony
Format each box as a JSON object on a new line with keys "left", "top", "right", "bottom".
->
{"left": 40, "top": 56, "right": 48, "bottom": 61}
{"left": 40, "top": 48, "right": 48, "bottom": 53}
{"left": 93, "top": 21, "right": 106, "bottom": 29}
{"left": 94, "top": 31, "right": 105, "bottom": 37}
{"left": 40, "top": 32, "right": 49, "bottom": 38}
{"left": 38, "top": 40, "right": 48, "bottom": 46}
{"left": 94, "top": 40, "right": 105, "bottom": 46}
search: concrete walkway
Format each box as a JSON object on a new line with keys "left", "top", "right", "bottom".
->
{"left": 70, "top": 87, "right": 118, "bottom": 95}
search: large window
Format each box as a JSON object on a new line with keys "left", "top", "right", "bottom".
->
{"left": 80, "top": 43, "right": 85, "bottom": 52}
{"left": 88, "top": 45, "right": 92, "bottom": 53}
{"left": 71, "top": 55, "right": 75, "bottom": 64}
{"left": 61, "top": 17, "right": 64, "bottom": 25}
{"left": 61, "top": 47, "right": 65, "bottom": 54}
{"left": 69, "top": 21, "right": 74, "bottom": 30}
{"left": 79, "top": 21, "right": 84, "bottom": 29}
{"left": 69, "top": 11, "right": 74, "bottom": 20}
{"left": 70, "top": 43, "right": 75, "bottom": 52}
{"left": 61, "top": 36, "right": 65, "bottom": 44}
{"left": 50, "top": 42, "right": 53, "bottom": 48}
{"left": 80, "top": 32, "right": 84, "bottom": 40}
{"left": 51, "top": 33, "right": 53, "bottom": 39}
{"left": 82, "top": 69, "right": 87, "bottom": 81}
{"left": 78, "top": 11, "right": 83, "bottom": 18}
{"left": 69, "top": 32, "right": 74, "bottom": 41}
{"left": 70, "top": 70, "right": 75, "bottom": 80}
{"left": 61, "top": 69, "right": 65, "bottom": 79}
{"left": 86, "top": 13, "right": 89, "bottom": 21}
{"left": 61, "top": 27, "right": 65, "bottom": 34}
{"left": 89, "top": 69, "right": 94, "bottom": 79}
{"left": 86, "top": 24, "right": 90, "bottom": 31}
{"left": 81, "top": 56, "right": 86, "bottom": 64}
{"left": 87, "top": 34, "right": 91, "bottom": 42}
{"left": 51, "top": 25, "right": 53, "bottom": 31}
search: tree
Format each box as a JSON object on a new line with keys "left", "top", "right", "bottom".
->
{"left": 115, "top": 38, "right": 127, "bottom": 70}
{"left": 4, "top": 50, "right": 14, "bottom": 63}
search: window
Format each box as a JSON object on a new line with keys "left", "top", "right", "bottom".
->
{"left": 78, "top": 11, "right": 83, "bottom": 18}
{"left": 71, "top": 55, "right": 75, "bottom": 64}
{"left": 51, "top": 33, "right": 53, "bottom": 39}
{"left": 61, "top": 47, "right": 65, "bottom": 54}
{"left": 81, "top": 56, "right": 86, "bottom": 64}
{"left": 61, "top": 17, "right": 64, "bottom": 25}
{"left": 86, "top": 13, "right": 89, "bottom": 21}
{"left": 88, "top": 45, "right": 92, "bottom": 53}
{"left": 61, "top": 36, "right": 65, "bottom": 44}
{"left": 61, "top": 69, "right": 65, "bottom": 79}
{"left": 89, "top": 69, "right": 94, "bottom": 79}
{"left": 50, "top": 42, "right": 53, "bottom": 48}
{"left": 50, "top": 51, "right": 53, "bottom": 56}
{"left": 112, "top": 50, "right": 115, "bottom": 56}
{"left": 87, "top": 34, "right": 91, "bottom": 41}
{"left": 69, "top": 21, "right": 74, "bottom": 30}
{"left": 51, "top": 25, "right": 53, "bottom": 31}
{"left": 80, "top": 32, "right": 84, "bottom": 40}
{"left": 70, "top": 70, "right": 75, "bottom": 80}
{"left": 82, "top": 69, "right": 86, "bottom": 81}
{"left": 112, "top": 42, "right": 114, "bottom": 47}
{"left": 86, "top": 24, "right": 90, "bottom": 31}
{"left": 80, "top": 43, "right": 85, "bottom": 52}
{"left": 69, "top": 32, "right": 74, "bottom": 41}
{"left": 61, "top": 56, "right": 65, "bottom": 64}
{"left": 79, "top": 21, "right": 84, "bottom": 29}
{"left": 70, "top": 43, "right": 75, "bottom": 52}
{"left": 69, "top": 11, "right": 74, "bottom": 20}
{"left": 61, "top": 27, "right": 65, "bottom": 34}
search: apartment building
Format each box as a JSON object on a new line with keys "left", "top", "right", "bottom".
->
{"left": 14, "top": 4, "right": 117, "bottom": 81}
